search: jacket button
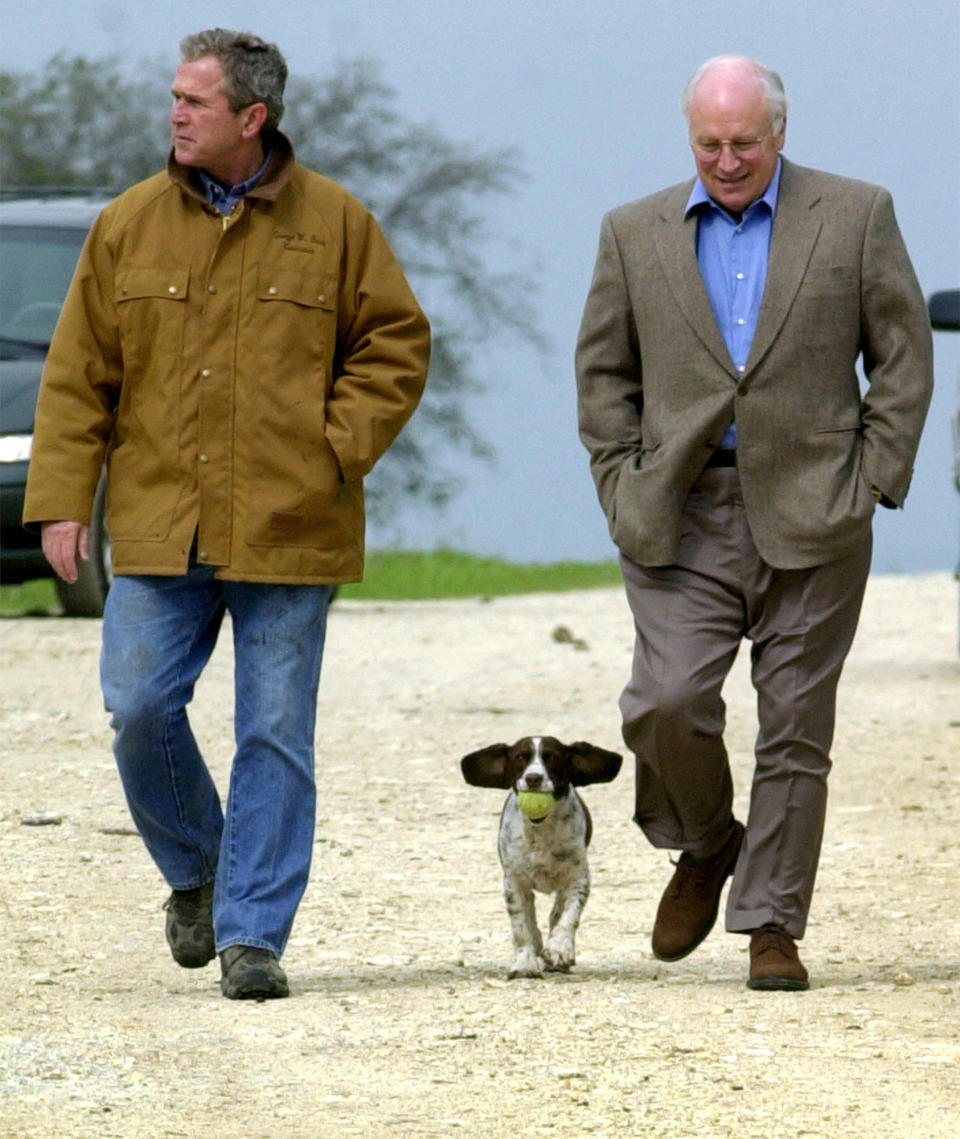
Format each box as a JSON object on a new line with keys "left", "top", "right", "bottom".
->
{"left": 168, "top": 286, "right": 177, "bottom": 294}
{"left": 268, "top": 286, "right": 278, "bottom": 295}
{"left": 317, "top": 294, "right": 326, "bottom": 303}
{"left": 201, "top": 368, "right": 211, "bottom": 378}
{"left": 208, "top": 284, "right": 217, "bottom": 295}
{"left": 199, "top": 454, "right": 209, "bottom": 463}
{"left": 198, "top": 551, "right": 208, "bottom": 561}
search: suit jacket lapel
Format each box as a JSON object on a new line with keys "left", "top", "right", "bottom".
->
{"left": 745, "top": 158, "right": 823, "bottom": 373}
{"left": 653, "top": 183, "right": 735, "bottom": 376}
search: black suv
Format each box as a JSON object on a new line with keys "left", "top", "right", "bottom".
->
{"left": 0, "top": 193, "right": 112, "bottom": 615}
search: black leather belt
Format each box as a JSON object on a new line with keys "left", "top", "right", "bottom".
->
{"left": 704, "top": 447, "right": 737, "bottom": 468}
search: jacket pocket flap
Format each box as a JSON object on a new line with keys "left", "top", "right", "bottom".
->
{"left": 116, "top": 268, "right": 189, "bottom": 302}
{"left": 257, "top": 267, "right": 336, "bottom": 309}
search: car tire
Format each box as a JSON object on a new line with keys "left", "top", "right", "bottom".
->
{"left": 54, "top": 470, "right": 111, "bottom": 617}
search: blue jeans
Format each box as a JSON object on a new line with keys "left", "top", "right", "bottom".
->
{"left": 100, "top": 564, "right": 332, "bottom": 957}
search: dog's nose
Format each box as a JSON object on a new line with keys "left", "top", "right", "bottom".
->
{"left": 523, "top": 772, "right": 544, "bottom": 789}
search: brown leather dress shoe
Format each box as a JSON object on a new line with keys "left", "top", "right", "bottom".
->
{"left": 651, "top": 820, "right": 744, "bottom": 961}
{"left": 748, "top": 924, "right": 809, "bottom": 991}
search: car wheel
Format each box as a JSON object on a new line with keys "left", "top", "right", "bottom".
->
{"left": 55, "top": 470, "right": 112, "bottom": 617}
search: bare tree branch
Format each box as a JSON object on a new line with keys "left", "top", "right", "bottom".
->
{"left": 0, "top": 53, "right": 544, "bottom": 523}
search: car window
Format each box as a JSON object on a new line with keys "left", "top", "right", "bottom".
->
{"left": 0, "top": 226, "right": 87, "bottom": 350}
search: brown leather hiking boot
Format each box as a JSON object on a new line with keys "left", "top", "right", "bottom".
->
{"left": 748, "top": 924, "right": 809, "bottom": 991}
{"left": 651, "top": 821, "right": 744, "bottom": 961}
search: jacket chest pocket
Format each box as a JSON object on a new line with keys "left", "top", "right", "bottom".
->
{"left": 255, "top": 266, "right": 337, "bottom": 367}
{"left": 257, "top": 266, "right": 336, "bottom": 310}
{"left": 115, "top": 267, "right": 189, "bottom": 368}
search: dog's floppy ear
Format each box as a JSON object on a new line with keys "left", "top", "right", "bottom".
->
{"left": 461, "top": 744, "right": 513, "bottom": 788}
{"left": 566, "top": 742, "right": 623, "bottom": 785}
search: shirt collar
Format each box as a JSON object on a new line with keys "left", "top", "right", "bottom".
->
{"left": 167, "top": 130, "right": 296, "bottom": 206}
{"left": 684, "top": 157, "right": 783, "bottom": 221}
{"left": 198, "top": 146, "right": 273, "bottom": 211}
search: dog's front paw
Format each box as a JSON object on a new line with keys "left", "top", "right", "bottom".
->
{"left": 507, "top": 947, "right": 543, "bottom": 979}
{"left": 542, "top": 937, "right": 575, "bottom": 973}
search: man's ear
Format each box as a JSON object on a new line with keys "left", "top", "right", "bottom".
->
{"left": 240, "top": 102, "right": 268, "bottom": 140}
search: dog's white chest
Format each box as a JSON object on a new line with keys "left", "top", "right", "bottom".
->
{"left": 499, "top": 795, "right": 589, "bottom": 893}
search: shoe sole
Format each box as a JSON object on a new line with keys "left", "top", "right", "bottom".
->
{"left": 222, "top": 985, "right": 289, "bottom": 1000}
{"left": 221, "top": 979, "right": 289, "bottom": 1000}
{"left": 652, "top": 922, "right": 717, "bottom": 962}
{"left": 747, "top": 976, "right": 810, "bottom": 991}
{"left": 171, "top": 947, "right": 216, "bottom": 969}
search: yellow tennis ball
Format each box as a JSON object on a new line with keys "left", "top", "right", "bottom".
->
{"left": 516, "top": 790, "right": 556, "bottom": 820}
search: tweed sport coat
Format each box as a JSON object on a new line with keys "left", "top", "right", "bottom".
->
{"left": 575, "top": 157, "right": 933, "bottom": 570}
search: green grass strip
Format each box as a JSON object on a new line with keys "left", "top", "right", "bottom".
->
{"left": 0, "top": 549, "right": 621, "bottom": 614}
{"left": 339, "top": 549, "right": 621, "bottom": 600}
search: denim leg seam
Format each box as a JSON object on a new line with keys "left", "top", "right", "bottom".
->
{"left": 161, "top": 609, "right": 221, "bottom": 877}
{"left": 103, "top": 569, "right": 225, "bottom": 888}
{"left": 213, "top": 581, "right": 329, "bottom": 955}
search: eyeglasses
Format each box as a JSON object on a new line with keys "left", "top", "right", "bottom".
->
{"left": 691, "top": 136, "right": 767, "bottom": 159}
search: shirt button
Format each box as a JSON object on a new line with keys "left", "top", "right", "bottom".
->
{"left": 736, "top": 272, "right": 745, "bottom": 280}
{"left": 737, "top": 365, "right": 746, "bottom": 374}
{"left": 208, "top": 284, "right": 217, "bottom": 295}
{"left": 737, "top": 318, "right": 745, "bottom": 325}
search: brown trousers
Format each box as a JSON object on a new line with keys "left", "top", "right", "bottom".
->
{"left": 619, "top": 467, "right": 871, "bottom": 939}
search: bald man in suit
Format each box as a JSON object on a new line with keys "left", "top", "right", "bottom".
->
{"left": 576, "top": 55, "right": 932, "bottom": 989}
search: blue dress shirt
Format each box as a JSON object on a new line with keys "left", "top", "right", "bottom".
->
{"left": 198, "top": 149, "right": 273, "bottom": 215}
{"left": 684, "top": 159, "right": 782, "bottom": 447}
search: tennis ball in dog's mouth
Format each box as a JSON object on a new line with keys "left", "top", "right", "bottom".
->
{"left": 516, "top": 790, "right": 556, "bottom": 820}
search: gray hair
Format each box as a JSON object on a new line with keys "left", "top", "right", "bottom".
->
{"left": 180, "top": 28, "right": 287, "bottom": 130}
{"left": 680, "top": 55, "right": 787, "bottom": 134}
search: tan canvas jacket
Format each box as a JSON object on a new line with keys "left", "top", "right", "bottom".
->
{"left": 24, "top": 132, "right": 430, "bottom": 583}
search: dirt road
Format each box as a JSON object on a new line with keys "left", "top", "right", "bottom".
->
{"left": 2, "top": 573, "right": 959, "bottom": 1137}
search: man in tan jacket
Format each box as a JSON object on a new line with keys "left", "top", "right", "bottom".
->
{"left": 24, "top": 29, "right": 429, "bottom": 999}
{"left": 576, "top": 55, "right": 932, "bottom": 989}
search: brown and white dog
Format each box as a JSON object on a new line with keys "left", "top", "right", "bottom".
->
{"left": 460, "top": 735, "right": 622, "bottom": 978}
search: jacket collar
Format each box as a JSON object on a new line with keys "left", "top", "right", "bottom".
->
{"left": 654, "top": 179, "right": 731, "bottom": 373}
{"left": 166, "top": 129, "right": 296, "bottom": 207}
{"left": 745, "top": 158, "right": 824, "bottom": 374}
{"left": 654, "top": 156, "right": 823, "bottom": 379}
